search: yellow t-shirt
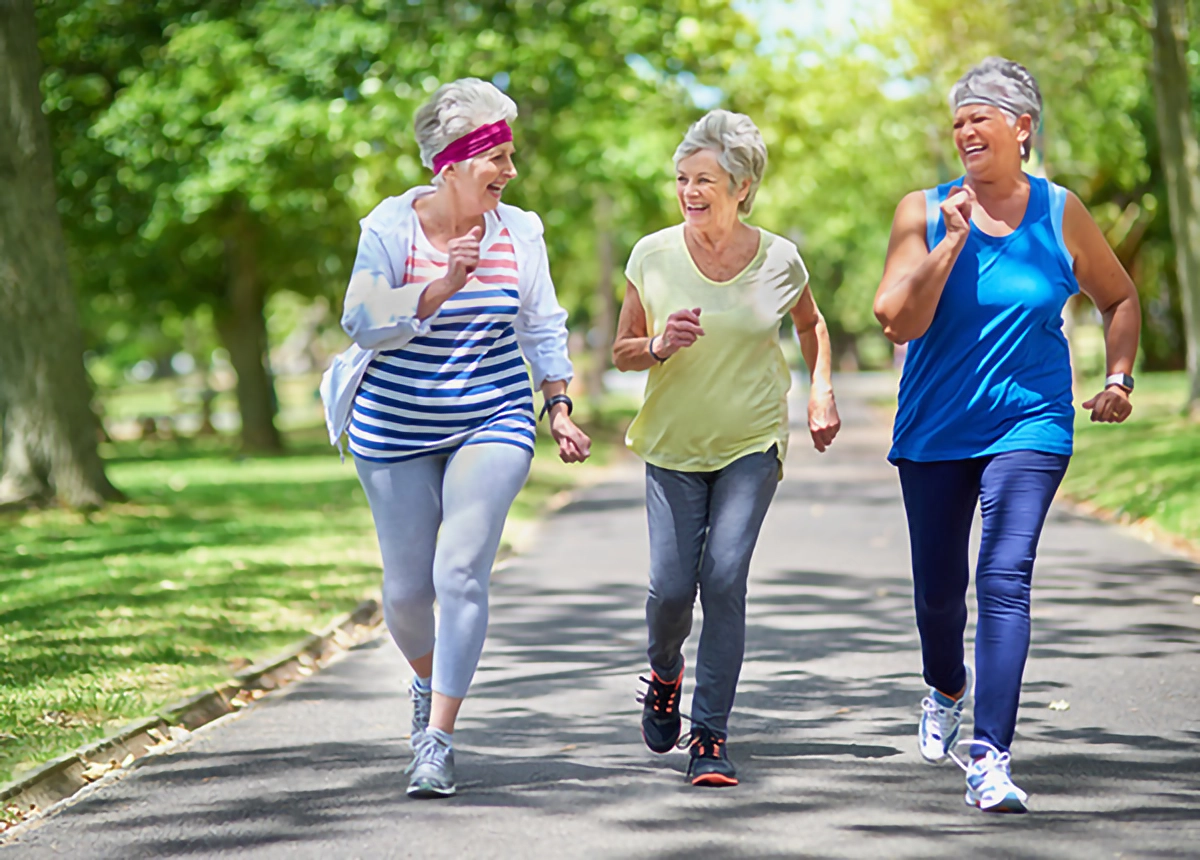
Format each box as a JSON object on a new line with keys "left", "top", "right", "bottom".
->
{"left": 624, "top": 224, "right": 808, "bottom": 472}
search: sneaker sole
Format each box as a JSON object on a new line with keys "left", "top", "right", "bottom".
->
{"left": 965, "top": 792, "right": 1027, "bottom": 814}
{"left": 691, "top": 773, "right": 738, "bottom": 787}
{"left": 407, "top": 784, "right": 456, "bottom": 799}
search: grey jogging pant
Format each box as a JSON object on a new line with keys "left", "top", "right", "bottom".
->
{"left": 355, "top": 443, "right": 532, "bottom": 699}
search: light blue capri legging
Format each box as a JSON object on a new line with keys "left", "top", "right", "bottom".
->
{"left": 355, "top": 443, "right": 532, "bottom": 699}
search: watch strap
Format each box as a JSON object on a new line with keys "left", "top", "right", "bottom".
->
{"left": 1104, "top": 372, "right": 1134, "bottom": 392}
{"left": 539, "top": 393, "right": 573, "bottom": 422}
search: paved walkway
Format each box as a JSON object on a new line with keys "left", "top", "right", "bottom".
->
{"left": 5, "top": 387, "right": 1199, "bottom": 858}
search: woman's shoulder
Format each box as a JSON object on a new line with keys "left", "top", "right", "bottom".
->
{"left": 756, "top": 228, "right": 809, "bottom": 284}
{"left": 630, "top": 224, "right": 684, "bottom": 259}
{"left": 359, "top": 187, "right": 432, "bottom": 235}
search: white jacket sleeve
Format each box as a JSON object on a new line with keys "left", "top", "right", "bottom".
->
{"left": 514, "top": 235, "right": 574, "bottom": 388}
{"left": 340, "top": 226, "right": 436, "bottom": 351}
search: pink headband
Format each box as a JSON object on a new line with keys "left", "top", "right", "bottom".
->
{"left": 432, "top": 120, "right": 513, "bottom": 175}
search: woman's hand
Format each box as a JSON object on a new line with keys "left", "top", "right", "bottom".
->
{"left": 550, "top": 411, "right": 592, "bottom": 463}
{"left": 1082, "top": 386, "right": 1132, "bottom": 423}
{"left": 445, "top": 226, "right": 483, "bottom": 290}
{"left": 808, "top": 390, "right": 841, "bottom": 452}
{"left": 654, "top": 307, "right": 705, "bottom": 358}
{"left": 941, "top": 186, "right": 975, "bottom": 246}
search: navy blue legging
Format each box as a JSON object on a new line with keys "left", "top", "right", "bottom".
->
{"left": 896, "top": 450, "right": 1069, "bottom": 752}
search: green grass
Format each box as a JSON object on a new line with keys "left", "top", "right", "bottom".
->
{"left": 1064, "top": 371, "right": 1200, "bottom": 541}
{"left": 0, "top": 406, "right": 629, "bottom": 786}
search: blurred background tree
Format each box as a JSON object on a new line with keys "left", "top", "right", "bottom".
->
{"left": 9, "top": 0, "right": 1197, "bottom": 505}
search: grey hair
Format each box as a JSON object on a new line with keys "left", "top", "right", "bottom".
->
{"left": 673, "top": 110, "right": 767, "bottom": 216}
{"left": 949, "top": 57, "right": 1042, "bottom": 161}
{"left": 413, "top": 77, "right": 518, "bottom": 175}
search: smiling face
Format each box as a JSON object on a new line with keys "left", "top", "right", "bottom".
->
{"left": 953, "top": 104, "right": 1030, "bottom": 179}
{"left": 676, "top": 149, "right": 748, "bottom": 231}
{"left": 443, "top": 141, "right": 518, "bottom": 215}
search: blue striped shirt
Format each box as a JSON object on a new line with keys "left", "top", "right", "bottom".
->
{"left": 348, "top": 215, "right": 536, "bottom": 462}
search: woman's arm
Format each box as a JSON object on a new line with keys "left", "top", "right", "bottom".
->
{"left": 790, "top": 287, "right": 841, "bottom": 452}
{"left": 1062, "top": 192, "right": 1141, "bottom": 423}
{"left": 511, "top": 236, "right": 591, "bottom": 462}
{"left": 873, "top": 187, "right": 974, "bottom": 344}
{"left": 612, "top": 281, "right": 704, "bottom": 371}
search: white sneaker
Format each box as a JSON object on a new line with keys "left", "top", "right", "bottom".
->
{"left": 409, "top": 680, "right": 432, "bottom": 745}
{"left": 957, "top": 742, "right": 1029, "bottom": 813}
{"left": 406, "top": 728, "right": 456, "bottom": 799}
{"left": 918, "top": 664, "right": 973, "bottom": 764}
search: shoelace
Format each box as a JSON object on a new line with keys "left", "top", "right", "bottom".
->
{"left": 947, "top": 738, "right": 1008, "bottom": 775}
{"left": 405, "top": 730, "right": 452, "bottom": 775}
{"left": 920, "top": 695, "right": 962, "bottom": 740}
{"left": 636, "top": 674, "right": 686, "bottom": 720}
{"left": 410, "top": 683, "right": 432, "bottom": 730}
{"left": 680, "top": 727, "right": 726, "bottom": 775}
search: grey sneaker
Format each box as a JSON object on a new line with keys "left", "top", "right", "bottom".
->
{"left": 406, "top": 728, "right": 456, "bottom": 799}
{"left": 409, "top": 680, "right": 432, "bottom": 744}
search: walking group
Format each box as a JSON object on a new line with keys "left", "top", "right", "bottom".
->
{"left": 320, "top": 57, "right": 1139, "bottom": 814}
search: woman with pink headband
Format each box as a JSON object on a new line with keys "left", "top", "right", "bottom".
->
{"left": 321, "top": 77, "right": 591, "bottom": 799}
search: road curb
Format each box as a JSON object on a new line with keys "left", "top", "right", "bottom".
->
{"left": 1058, "top": 493, "right": 1200, "bottom": 563}
{"left": 0, "top": 598, "right": 382, "bottom": 827}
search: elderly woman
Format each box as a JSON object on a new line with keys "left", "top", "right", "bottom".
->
{"left": 875, "top": 58, "right": 1140, "bottom": 813}
{"left": 320, "top": 77, "right": 591, "bottom": 800}
{"left": 613, "top": 109, "right": 840, "bottom": 787}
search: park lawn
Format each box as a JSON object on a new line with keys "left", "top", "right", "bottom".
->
{"left": 0, "top": 418, "right": 627, "bottom": 787}
{"left": 1063, "top": 371, "right": 1200, "bottom": 542}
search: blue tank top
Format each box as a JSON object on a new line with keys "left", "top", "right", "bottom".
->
{"left": 889, "top": 174, "right": 1079, "bottom": 463}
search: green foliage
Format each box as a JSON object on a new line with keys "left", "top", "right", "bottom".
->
{"left": 0, "top": 422, "right": 613, "bottom": 783}
{"left": 1064, "top": 372, "right": 1200, "bottom": 539}
{"left": 35, "top": 0, "right": 1200, "bottom": 377}
{"left": 38, "top": 0, "right": 759, "bottom": 371}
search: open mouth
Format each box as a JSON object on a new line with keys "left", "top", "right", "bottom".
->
{"left": 486, "top": 182, "right": 505, "bottom": 198}
{"left": 963, "top": 143, "right": 988, "bottom": 158}
{"left": 684, "top": 203, "right": 710, "bottom": 214}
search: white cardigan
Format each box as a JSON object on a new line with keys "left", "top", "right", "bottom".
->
{"left": 320, "top": 187, "right": 573, "bottom": 449}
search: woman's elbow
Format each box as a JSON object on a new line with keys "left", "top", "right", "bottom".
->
{"left": 873, "top": 301, "right": 904, "bottom": 344}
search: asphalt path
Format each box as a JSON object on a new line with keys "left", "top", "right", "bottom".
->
{"left": 5, "top": 382, "right": 1199, "bottom": 858}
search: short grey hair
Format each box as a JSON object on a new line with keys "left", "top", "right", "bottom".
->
{"left": 413, "top": 77, "right": 518, "bottom": 173}
{"left": 949, "top": 57, "right": 1042, "bottom": 161}
{"left": 673, "top": 110, "right": 767, "bottom": 216}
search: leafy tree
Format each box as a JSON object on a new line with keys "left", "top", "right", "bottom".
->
{"left": 1149, "top": 0, "right": 1200, "bottom": 412}
{"left": 0, "top": 0, "right": 120, "bottom": 508}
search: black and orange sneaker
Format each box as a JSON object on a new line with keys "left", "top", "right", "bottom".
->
{"left": 682, "top": 726, "right": 738, "bottom": 787}
{"left": 638, "top": 667, "right": 684, "bottom": 753}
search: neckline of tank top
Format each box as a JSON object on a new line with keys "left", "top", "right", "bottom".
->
{"left": 960, "top": 175, "right": 1038, "bottom": 244}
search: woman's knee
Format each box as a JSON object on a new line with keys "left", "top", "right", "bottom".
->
{"left": 976, "top": 568, "right": 1032, "bottom": 615}
{"left": 435, "top": 563, "right": 489, "bottom": 609}
{"left": 648, "top": 581, "right": 696, "bottom": 616}
{"left": 382, "top": 575, "right": 436, "bottom": 619}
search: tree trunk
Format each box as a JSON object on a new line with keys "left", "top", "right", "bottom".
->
{"left": 0, "top": 0, "right": 121, "bottom": 508}
{"left": 214, "top": 219, "right": 282, "bottom": 453}
{"left": 1150, "top": 0, "right": 1200, "bottom": 414}
{"left": 586, "top": 194, "right": 616, "bottom": 403}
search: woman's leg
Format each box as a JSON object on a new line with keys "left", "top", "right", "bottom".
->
{"left": 690, "top": 448, "right": 779, "bottom": 735}
{"left": 644, "top": 463, "right": 711, "bottom": 682}
{"left": 973, "top": 450, "right": 1070, "bottom": 753}
{"left": 355, "top": 455, "right": 445, "bottom": 672}
{"left": 896, "top": 458, "right": 982, "bottom": 698}
{"left": 428, "top": 442, "right": 532, "bottom": 731}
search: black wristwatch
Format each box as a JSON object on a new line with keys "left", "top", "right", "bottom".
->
{"left": 539, "top": 393, "right": 573, "bottom": 422}
{"left": 1104, "top": 373, "right": 1134, "bottom": 393}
